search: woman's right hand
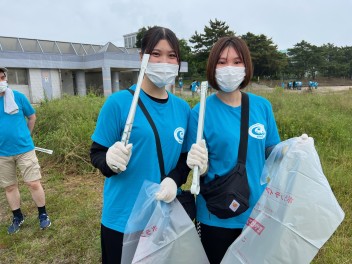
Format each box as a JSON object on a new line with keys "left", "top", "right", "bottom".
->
{"left": 187, "top": 139, "right": 208, "bottom": 175}
{"left": 106, "top": 142, "right": 132, "bottom": 173}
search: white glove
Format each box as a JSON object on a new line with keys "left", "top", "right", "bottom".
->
{"left": 300, "top": 133, "right": 310, "bottom": 141}
{"left": 155, "top": 177, "right": 177, "bottom": 203}
{"left": 187, "top": 139, "right": 208, "bottom": 175}
{"left": 275, "top": 133, "right": 310, "bottom": 160}
{"left": 298, "top": 133, "right": 314, "bottom": 144}
{"left": 106, "top": 142, "right": 132, "bottom": 173}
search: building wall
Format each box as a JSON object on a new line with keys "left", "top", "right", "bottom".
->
{"left": 123, "top": 33, "right": 137, "bottom": 48}
{"left": 9, "top": 84, "right": 30, "bottom": 98}
{"left": 8, "top": 66, "right": 187, "bottom": 103}
{"left": 119, "top": 71, "right": 136, "bottom": 90}
{"left": 50, "top": 69, "right": 61, "bottom": 99}
{"left": 86, "top": 72, "right": 103, "bottom": 95}
{"left": 61, "top": 70, "right": 75, "bottom": 95}
{"left": 27, "top": 68, "right": 61, "bottom": 103}
{"left": 0, "top": 37, "right": 188, "bottom": 101}
{"left": 29, "top": 69, "right": 44, "bottom": 103}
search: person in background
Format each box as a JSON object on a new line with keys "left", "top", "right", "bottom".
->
{"left": 0, "top": 67, "right": 51, "bottom": 234}
{"left": 178, "top": 77, "right": 183, "bottom": 89}
{"left": 191, "top": 80, "right": 199, "bottom": 97}
{"left": 186, "top": 36, "right": 280, "bottom": 263}
{"left": 90, "top": 26, "right": 191, "bottom": 264}
{"left": 178, "top": 77, "right": 184, "bottom": 94}
{"left": 196, "top": 80, "right": 201, "bottom": 89}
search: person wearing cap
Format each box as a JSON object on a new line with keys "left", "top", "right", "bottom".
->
{"left": 0, "top": 67, "right": 51, "bottom": 234}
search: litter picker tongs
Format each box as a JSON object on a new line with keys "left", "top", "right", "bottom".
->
{"left": 190, "top": 81, "right": 208, "bottom": 195}
{"left": 34, "top": 147, "right": 53, "bottom": 155}
{"left": 112, "top": 54, "right": 150, "bottom": 172}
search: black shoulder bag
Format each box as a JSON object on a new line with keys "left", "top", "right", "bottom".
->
{"left": 127, "top": 89, "right": 196, "bottom": 220}
{"left": 200, "top": 92, "right": 250, "bottom": 219}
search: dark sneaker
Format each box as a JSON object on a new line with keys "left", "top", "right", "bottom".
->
{"left": 8, "top": 216, "right": 25, "bottom": 234}
{"left": 39, "top": 213, "right": 51, "bottom": 230}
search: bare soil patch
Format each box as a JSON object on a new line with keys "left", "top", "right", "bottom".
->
{"left": 247, "top": 83, "right": 352, "bottom": 94}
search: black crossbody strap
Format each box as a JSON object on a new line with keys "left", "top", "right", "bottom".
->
{"left": 127, "top": 89, "right": 166, "bottom": 178}
{"left": 237, "top": 92, "right": 249, "bottom": 165}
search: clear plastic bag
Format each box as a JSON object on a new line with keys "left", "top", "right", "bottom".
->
{"left": 122, "top": 180, "right": 209, "bottom": 264}
{"left": 221, "top": 135, "right": 345, "bottom": 264}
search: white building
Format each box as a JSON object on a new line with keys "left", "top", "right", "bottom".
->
{"left": 0, "top": 36, "right": 188, "bottom": 103}
{"left": 123, "top": 32, "right": 138, "bottom": 48}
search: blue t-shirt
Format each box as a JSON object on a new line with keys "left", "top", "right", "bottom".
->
{"left": 191, "top": 82, "right": 198, "bottom": 92}
{"left": 0, "top": 90, "right": 35, "bottom": 156}
{"left": 178, "top": 80, "right": 183, "bottom": 88}
{"left": 187, "top": 92, "right": 280, "bottom": 228}
{"left": 91, "top": 85, "right": 190, "bottom": 232}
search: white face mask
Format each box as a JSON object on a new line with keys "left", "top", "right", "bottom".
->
{"left": 215, "top": 66, "right": 246, "bottom": 92}
{"left": 0, "top": 81, "right": 8, "bottom": 93}
{"left": 145, "top": 63, "right": 179, "bottom": 88}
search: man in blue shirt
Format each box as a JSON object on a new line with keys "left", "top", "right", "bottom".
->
{"left": 0, "top": 67, "right": 51, "bottom": 234}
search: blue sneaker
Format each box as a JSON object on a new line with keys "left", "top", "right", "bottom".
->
{"left": 39, "top": 213, "right": 51, "bottom": 230}
{"left": 8, "top": 215, "right": 25, "bottom": 234}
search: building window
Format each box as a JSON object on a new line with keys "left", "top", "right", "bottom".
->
{"left": 7, "top": 68, "right": 28, "bottom": 85}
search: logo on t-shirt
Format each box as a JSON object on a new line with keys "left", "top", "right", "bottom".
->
{"left": 174, "top": 127, "right": 185, "bottom": 144}
{"left": 248, "top": 123, "right": 266, "bottom": 139}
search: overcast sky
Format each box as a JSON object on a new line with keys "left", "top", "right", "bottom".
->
{"left": 3, "top": 0, "right": 352, "bottom": 51}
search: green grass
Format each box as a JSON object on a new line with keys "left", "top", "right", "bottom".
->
{"left": 0, "top": 89, "right": 351, "bottom": 263}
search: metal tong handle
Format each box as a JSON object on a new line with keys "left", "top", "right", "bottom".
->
{"left": 112, "top": 54, "right": 150, "bottom": 172}
{"left": 121, "top": 54, "right": 150, "bottom": 145}
{"left": 191, "top": 81, "right": 208, "bottom": 195}
{"left": 34, "top": 147, "right": 53, "bottom": 155}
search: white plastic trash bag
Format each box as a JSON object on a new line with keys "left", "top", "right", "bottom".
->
{"left": 221, "top": 135, "right": 345, "bottom": 264}
{"left": 122, "top": 180, "right": 209, "bottom": 264}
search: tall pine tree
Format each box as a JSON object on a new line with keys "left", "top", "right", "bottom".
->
{"left": 189, "top": 19, "right": 234, "bottom": 76}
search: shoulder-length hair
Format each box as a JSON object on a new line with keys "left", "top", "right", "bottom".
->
{"left": 206, "top": 36, "right": 253, "bottom": 90}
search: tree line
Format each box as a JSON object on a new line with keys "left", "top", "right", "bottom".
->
{"left": 135, "top": 19, "right": 352, "bottom": 81}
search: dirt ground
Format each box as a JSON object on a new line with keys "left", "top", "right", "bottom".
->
{"left": 248, "top": 83, "right": 352, "bottom": 93}
{"left": 310, "top": 85, "right": 352, "bottom": 93}
{"left": 174, "top": 82, "right": 352, "bottom": 96}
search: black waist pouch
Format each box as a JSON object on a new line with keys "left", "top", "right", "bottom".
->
{"left": 200, "top": 163, "right": 250, "bottom": 219}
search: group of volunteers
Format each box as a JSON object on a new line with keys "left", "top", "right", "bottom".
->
{"left": 1, "top": 26, "right": 280, "bottom": 264}
{"left": 91, "top": 26, "right": 280, "bottom": 264}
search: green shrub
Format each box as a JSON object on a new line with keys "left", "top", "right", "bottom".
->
{"left": 33, "top": 94, "right": 105, "bottom": 174}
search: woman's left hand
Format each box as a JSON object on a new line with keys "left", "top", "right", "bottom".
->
{"left": 155, "top": 177, "right": 177, "bottom": 203}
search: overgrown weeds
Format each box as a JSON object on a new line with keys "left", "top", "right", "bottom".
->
{"left": 33, "top": 94, "right": 105, "bottom": 174}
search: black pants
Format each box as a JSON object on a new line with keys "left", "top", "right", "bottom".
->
{"left": 198, "top": 222, "right": 242, "bottom": 264}
{"left": 101, "top": 224, "right": 123, "bottom": 264}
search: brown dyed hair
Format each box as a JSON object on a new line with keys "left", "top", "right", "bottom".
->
{"left": 141, "top": 26, "right": 181, "bottom": 68}
{"left": 206, "top": 36, "right": 253, "bottom": 90}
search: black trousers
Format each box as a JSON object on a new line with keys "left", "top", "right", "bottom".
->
{"left": 101, "top": 224, "right": 123, "bottom": 264}
{"left": 198, "top": 222, "right": 242, "bottom": 264}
